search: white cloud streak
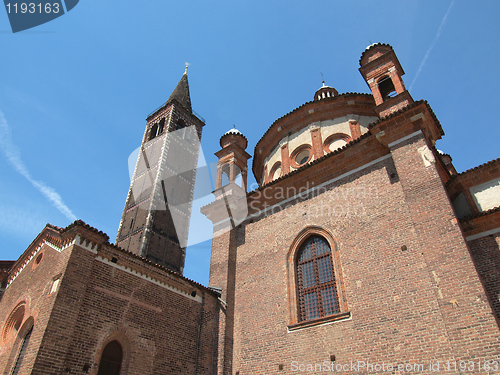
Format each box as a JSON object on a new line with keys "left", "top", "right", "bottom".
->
{"left": 0, "top": 109, "right": 77, "bottom": 222}
{"left": 409, "top": 0, "right": 455, "bottom": 91}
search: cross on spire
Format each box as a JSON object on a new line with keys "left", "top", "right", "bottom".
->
{"left": 184, "top": 62, "right": 190, "bottom": 74}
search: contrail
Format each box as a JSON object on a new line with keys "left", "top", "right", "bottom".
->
{"left": 0, "top": 109, "right": 77, "bottom": 221}
{"left": 409, "top": 0, "right": 455, "bottom": 91}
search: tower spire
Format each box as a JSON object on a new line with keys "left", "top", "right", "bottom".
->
{"left": 166, "top": 67, "right": 192, "bottom": 113}
{"left": 116, "top": 70, "right": 204, "bottom": 274}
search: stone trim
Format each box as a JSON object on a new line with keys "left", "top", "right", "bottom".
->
{"left": 465, "top": 227, "right": 500, "bottom": 241}
{"left": 388, "top": 130, "right": 423, "bottom": 148}
{"left": 95, "top": 256, "right": 202, "bottom": 303}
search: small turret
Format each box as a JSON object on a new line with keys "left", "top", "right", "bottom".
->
{"left": 314, "top": 81, "right": 338, "bottom": 101}
{"left": 359, "top": 43, "right": 413, "bottom": 118}
{"left": 215, "top": 128, "right": 251, "bottom": 192}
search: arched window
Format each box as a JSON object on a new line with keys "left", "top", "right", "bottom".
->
{"left": 2, "top": 302, "right": 25, "bottom": 344}
{"left": 323, "top": 133, "right": 352, "bottom": 154}
{"left": 287, "top": 228, "right": 349, "bottom": 330}
{"left": 11, "top": 325, "right": 33, "bottom": 375}
{"left": 97, "top": 340, "right": 123, "bottom": 375}
{"left": 269, "top": 161, "right": 282, "bottom": 181}
{"left": 378, "top": 75, "right": 397, "bottom": 101}
{"left": 297, "top": 236, "right": 339, "bottom": 321}
{"left": 148, "top": 123, "right": 158, "bottom": 141}
{"left": 221, "top": 164, "right": 230, "bottom": 186}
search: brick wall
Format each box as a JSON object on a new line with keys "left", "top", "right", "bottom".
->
{"left": 0, "top": 261, "right": 15, "bottom": 301}
{"left": 0, "top": 227, "right": 73, "bottom": 374}
{"left": 0, "top": 222, "right": 219, "bottom": 375}
{"left": 210, "top": 133, "right": 500, "bottom": 374}
{"left": 467, "top": 232, "right": 500, "bottom": 325}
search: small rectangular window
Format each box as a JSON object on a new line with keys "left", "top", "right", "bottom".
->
{"left": 49, "top": 278, "right": 60, "bottom": 295}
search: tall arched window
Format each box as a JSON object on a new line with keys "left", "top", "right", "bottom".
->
{"left": 97, "top": 340, "right": 123, "bottom": 375}
{"left": 158, "top": 118, "right": 165, "bottom": 135}
{"left": 11, "top": 326, "right": 33, "bottom": 375}
{"left": 148, "top": 123, "right": 158, "bottom": 141}
{"left": 297, "top": 236, "right": 339, "bottom": 321}
{"left": 221, "top": 164, "right": 230, "bottom": 186}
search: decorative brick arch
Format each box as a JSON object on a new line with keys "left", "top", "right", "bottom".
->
{"left": 1, "top": 299, "right": 37, "bottom": 374}
{"left": 92, "top": 328, "right": 132, "bottom": 375}
{"left": 16, "top": 315, "right": 34, "bottom": 342}
{"left": 1, "top": 298, "right": 33, "bottom": 346}
{"left": 322, "top": 133, "right": 352, "bottom": 154}
{"left": 286, "top": 226, "right": 349, "bottom": 330}
{"left": 268, "top": 161, "right": 282, "bottom": 182}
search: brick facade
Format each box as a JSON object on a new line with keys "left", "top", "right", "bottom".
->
{"left": 0, "top": 222, "right": 219, "bottom": 374}
{"left": 204, "top": 43, "right": 500, "bottom": 374}
{"left": 208, "top": 136, "right": 500, "bottom": 374}
{"left": 467, "top": 232, "right": 500, "bottom": 325}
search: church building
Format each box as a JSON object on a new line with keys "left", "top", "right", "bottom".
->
{"left": 1, "top": 43, "right": 500, "bottom": 374}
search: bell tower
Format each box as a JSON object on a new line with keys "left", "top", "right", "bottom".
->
{"left": 215, "top": 128, "right": 251, "bottom": 191}
{"left": 359, "top": 43, "right": 414, "bottom": 118}
{"left": 116, "top": 68, "right": 205, "bottom": 274}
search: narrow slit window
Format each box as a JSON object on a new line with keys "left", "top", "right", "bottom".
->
{"left": 158, "top": 118, "right": 165, "bottom": 135}
{"left": 49, "top": 278, "right": 60, "bottom": 295}
{"left": 148, "top": 124, "right": 158, "bottom": 141}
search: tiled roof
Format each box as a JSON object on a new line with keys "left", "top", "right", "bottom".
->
{"left": 62, "top": 220, "right": 215, "bottom": 293}
{"left": 105, "top": 240, "right": 213, "bottom": 291}
{"left": 256, "top": 92, "right": 373, "bottom": 147}
{"left": 64, "top": 219, "right": 110, "bottom": 241}
{"left": 247, "top": 129, "right": 373, "bottom": 195}
{"left": 6, "top": 220, "right": 216, "bottom": 295}
{"left": 359, "top": 42, "right": 394, "bottom": 65}
{"left": 457, "top": 157, "right": 500, "bottom": 176}
{"left": 249, "top": 98, "right": 443, "bottom": 194}
{"left": 460, "top": 205, "right": 500, "bottom": 221}
{"left": 146, "top": 73, "right": 192, "bottom": 120}
{"left": 367, "top": 99, "right": 444, "bottom": 136}
{"left": 446, "top": 157, "right": 500, "bottom": 187}
{"left": 167, "top": 73, "right": 192, "bottom": 113}
{"left": 252, "top": 92, "right": 374, "bottom": 174}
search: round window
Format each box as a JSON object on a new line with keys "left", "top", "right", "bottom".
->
{"left": 35, "top": 252, "right": 43, "bottom": 265}
{"left": 295, "top": 150, "right": 310, "bottom": 166}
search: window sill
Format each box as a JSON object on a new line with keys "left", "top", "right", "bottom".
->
{"left": 287, "top": 311, "right": 351, "bottom": 331}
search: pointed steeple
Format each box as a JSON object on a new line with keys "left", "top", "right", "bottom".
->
{"left": 117, "top": 66, "right": 205, "bottom": 274}
{"left": 167, "top": 68, "right": 192, "bottom": 113}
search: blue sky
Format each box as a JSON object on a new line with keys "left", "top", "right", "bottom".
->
{"left": 1, "top": 1, "right": 499, "bottom": 285}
